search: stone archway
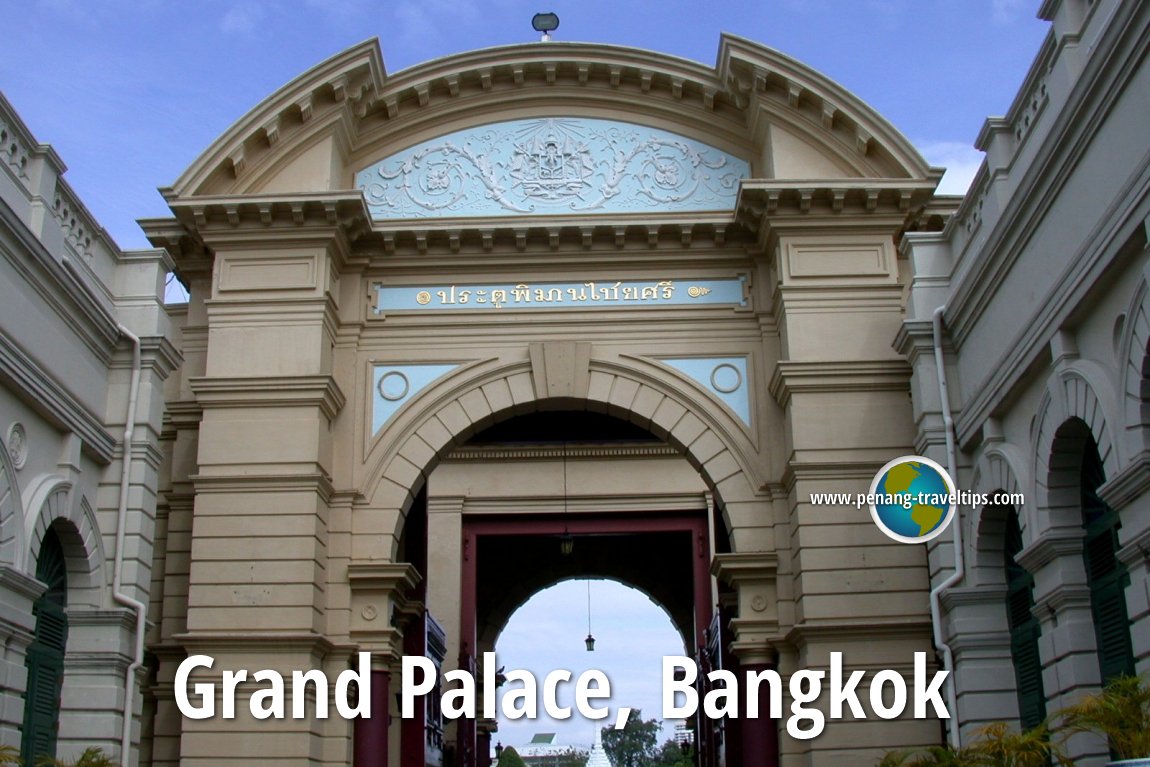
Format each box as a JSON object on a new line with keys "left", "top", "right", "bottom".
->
{"left": 359, "top": 347, "right": 769, "bottom": 563}
{"left": 350, "top": 347, "right": 779, "bottom": 767}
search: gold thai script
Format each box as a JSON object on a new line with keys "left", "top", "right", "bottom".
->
{"left": 421, "top": 281, "right": 676, "bottom": 308}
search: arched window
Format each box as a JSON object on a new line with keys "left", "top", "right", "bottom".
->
{"left": 1004, "top": 510, "right": 1045, "bottom": 730}
{"left": 21, "top": 527, "right": 69, "bottom": 765}
{"left": 1080, "top": 441, "right": 1134, "bottom": 683}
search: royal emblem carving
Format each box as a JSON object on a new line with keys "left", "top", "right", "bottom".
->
{"left": 355, "top": 118, "right": 749, "bottom": 219}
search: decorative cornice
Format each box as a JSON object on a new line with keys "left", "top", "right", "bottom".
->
{"left": 1117, "top": 525, "right": 1150, "bottom": 571}
{"left": 0, "top": 332, "right": 116, "bottom": 464}
{"left": 189, "top": 374, "right": 346, "bottom": 421}
{"left": 1015, "top": 527, "right": 1086, "bottom": 573}
{"left": 1032, "top": 582, "right": 1093, "bottom": 617}
{"left": 171, "top": 631, "right": 337, "bottom": 657}
{"left": 736, "top": 179, "right": 937, "bottom": 223}
{"left": 0, "top": 563, "right": 48, "bottom": 602}
{"left": 711, "top": 552, "right": 779, "bottom": 585}
{"left": 164, "top": 400, "right": 203, "bottom": 428}
{"left": 346, "top": 562, "right": 422, "bottom": 595}
{"left": 65, "top": 606, "right": 140, "bottom": 631}
{"left": 1098, "top": 449, "right": 1150, "bottom": 510}
{"left": 446, "top": 443, "right": 677, "bottom": 462}
{"left": 947, "top": 631, "right": 1013, "bottom": 655}
{"left": 170, "top": 39, "right": 384, "bottom": 197}
{"left": 189, "top": 471, "right": 335, "bottom": 500}
{"left": 166, "top": 192, "right": 372, "bottom": 241}
{"left": 367, "top": 42, "right": 732, "bottom": 125}
{"left": 139, "top": 217, "right": 214, "bottom": 277}
{"left": 718, "top": 35, "right": 938, "bottom": 181}
{"left": 361, "top": 213, "right": 753, "bottom": 256}
{"left": 137, "top": 335, "right": 184, "bottom": 381}
{"left": 768, "top": 359, "right": 911, "bottom": 408}
{"left": 1, "top": 197, "right": 123, "bottom": 361}
{"left": 785, "top": 618, "right": 934, "bottom": 646}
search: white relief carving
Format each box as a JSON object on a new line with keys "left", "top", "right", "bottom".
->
{"left": 357, "top": 118, "right": 748, "bottom": 219}
{"left": 6, "top": 423, "right": 27, "bottom": 470}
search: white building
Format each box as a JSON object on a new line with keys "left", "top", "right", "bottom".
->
{"left": 0, "top": 93, "right": 177, "bottom": 765}
{"left": 901, "top": 1, "right": 1150, "bottom": 763}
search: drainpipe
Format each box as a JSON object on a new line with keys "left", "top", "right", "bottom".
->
{"left": 928, "top": 306, "right": 964, "bottom": 750}
{"left": 59, "top": 257, "right": 147, "bottom": 764}
{"left": 112, "top": 323, "right": 145, "bottom": 767}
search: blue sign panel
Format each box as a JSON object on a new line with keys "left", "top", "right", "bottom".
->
{"left": 355, "top": 117, "right": 749, "bottom": 219}
{"left": 372, "top": 277, "right": 747, "bottom": 313}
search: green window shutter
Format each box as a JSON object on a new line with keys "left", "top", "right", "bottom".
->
{"left": 21, "top": 529, "right": 69, "bottom": 766}
{"left": 1004, "top": 510, "right": 1046, "bottom": 730}
{"left": 1080, "top": 443, "right": 1135, "bottom": 684}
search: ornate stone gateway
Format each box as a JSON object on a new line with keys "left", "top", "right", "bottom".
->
{"left": 147, "top": 33, "right": 943, "bottom": 767}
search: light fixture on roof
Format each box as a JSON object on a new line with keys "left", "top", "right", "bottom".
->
{"left": 532, "top": 12, "right": 559, "bottom": 42}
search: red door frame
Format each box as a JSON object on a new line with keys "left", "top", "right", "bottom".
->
{"left": 458, "top": 512, "right": 713, "bottom": 767}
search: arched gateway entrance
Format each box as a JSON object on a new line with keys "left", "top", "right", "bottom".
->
{"left": 352, "top": 369, "right": 775, "bottom": 767}
{"left": 418, "top": 410, "right": 735, "bottom": 767}
{"left": 148, "top": 32, "right": 944, "bottom": 767}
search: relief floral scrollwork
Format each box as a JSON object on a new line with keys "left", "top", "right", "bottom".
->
{"left": 356, "top": 117, "right": 748, "bottom": 219}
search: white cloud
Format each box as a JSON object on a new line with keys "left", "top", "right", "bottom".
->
{"left": 992, "top": 0, "right": 1029, "bottom": 26}
{"left": 221, "top": 2, "right": 265, "bottom": 34}
{"left": 916, "top": 139, "right": 985, "bottom": 196}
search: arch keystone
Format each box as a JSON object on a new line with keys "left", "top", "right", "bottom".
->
{"left": 529, "top": 342, "right": 591, "bottom": 400}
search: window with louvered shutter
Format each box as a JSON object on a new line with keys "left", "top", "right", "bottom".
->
{"left": 1080, "top": 442, "right": 1135, "bottom": 684}
{"left": 1004, "top": 509, "right": 1046, "bottom": 730}
{"left": 20, "top": 528, "right": 68, "bottom": 766}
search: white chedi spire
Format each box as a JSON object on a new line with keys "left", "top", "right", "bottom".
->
{"left": 585, "top": 725, "right": 613, "bottom": 767}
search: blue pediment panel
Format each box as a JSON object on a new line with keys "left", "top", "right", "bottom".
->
{"left": 354, "top": 118, "right": 749, "bottom": 219}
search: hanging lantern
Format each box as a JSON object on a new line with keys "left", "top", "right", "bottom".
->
{"left": 585, "top": 580, "right": 595, "bottom": 651}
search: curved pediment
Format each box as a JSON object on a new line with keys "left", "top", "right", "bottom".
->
{"left": 164, "top": 34, "right": 939, "bottom": 207}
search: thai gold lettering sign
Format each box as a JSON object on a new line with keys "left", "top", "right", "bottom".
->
{"left": 372, "top": 277, "right": 746, "bottom": 313}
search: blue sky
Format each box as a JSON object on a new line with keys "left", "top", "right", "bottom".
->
{"left": 494, "top": 579, "right": 686, "bottom": 750}
{"left": 1, "top": 0, "right": 1049, "bottom": 251}
{"left": 1, "top": 0, "right": 1053, "bottom": 753}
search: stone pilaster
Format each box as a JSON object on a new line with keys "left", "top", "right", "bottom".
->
{"left": 172, "top": 198, "right": 363, "bottom": 766}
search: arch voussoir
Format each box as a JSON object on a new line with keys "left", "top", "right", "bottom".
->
{"left": 415, "top": 416, "right": 455, "bottom": 455}
{"left": 669, "top": 411, "right": 708, "bottom": 453}
{"left": 628, "top": 385, "right": 665, "bottom": 429}
{"left": 479, "top": 378, "right": 515, "bottom": 416}
{"left": 458, "top": 387, "right": 494, "bottom": 428}
{"left": 605, "top": 376, "right": 641, "bottom": 417}
{"left": 649, "top": 397, "right": 689, "bottom": 440}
